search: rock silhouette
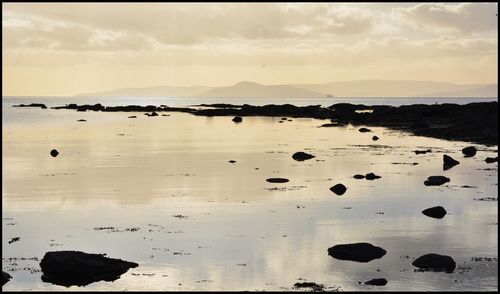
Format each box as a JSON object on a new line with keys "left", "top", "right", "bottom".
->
{"left": 2, "top": 271, "right": 11, "bottom": 286}
{"left": 372, "top": 136, "right": 379, "bottom": 141}
{"left": 412, "top": 253, "right": 456, "bottom": 273}
{"left": 353, "top": 174, "right": 365, "bottom": 179}
{"left": 232, "top": 116, "right": 243, "bottom": 123}
{"left": 422, "top": 206, "right": 447, "bottom": 219}
{"left": 50, "top": 149, "right": 59, "bottom": 157}
{"left": 328, "top": 243, "right": 386, "bottom": 262}
{"left": 40, "top": 251, "right": 138, "bottom": 287}
{"left": 266, "top": 178, "right": 289, "bottom": 183}
{"left": 359, "top": 127, "right": 371, "bottom": 133}
{"left": 424, "top": 176, "right": 450, "bottom": 186}
{"left": 462, "top": 146, "right": 477, "bottom": 157}
{"left": 365, "top": 173, "right": 381, "bottom": 180}
{"left": 330, "top": 184, "right": 347, "bottom": 195}
{"left": 292, "top": 151, "right": 315, "bottom": 161}
{"left": 364, "top": 278, "right": 387, "bottom": 286}
{"left": 443, "top": 155, "right": 460, "bottom": 170}
{"left": 485, "top": 157, "right": 498, "bottom": 163}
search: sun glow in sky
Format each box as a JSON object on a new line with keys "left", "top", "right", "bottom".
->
{"left": 2, "top": 2, "right": 498, "bottom": 96}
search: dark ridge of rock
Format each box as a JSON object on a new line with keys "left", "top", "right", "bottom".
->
{"left": 443, "top": 155, "right": 460, "bottom": 170}
{"left": 128, "top": 116, "right": 137, "bottom": 118}
{"left": 13, "top": 103, "right": 47, "bottom": 109}
{"left": 473, "top": 197, "right": 498, "bottom": 201}
{"left": 50, "top": 149, "right": 59, "bottom": 158}
{"left": 412, "top": 253, "right": 456, "bottom": 273}
{"left": 293, "top": 282, "right": 325, "bottom": 291}
{"left": 485, "top": 157, "right": 498, "bottom": 163}
{"left": 365, "top": 173, "right": 381, "bottom": 180}
{"left": 228, "top": 160, "right": 237, "bottom": 163}
{"left": 292, "top": 151, "right": 315, "bottom": 161}
{"left": 353, "top": 174, "right": 365, "bottom": 179}
{"left": 363, "top": 278, "right": 387, "bottom": 286}
{"left": 39, "top": 251, "right": 138, "bottom": 287}
{"left": 328, "top": 243, "right": 386, "bottom": 262}
{"left": 372, "top": 136, "right": 379, "bottom": 141}
{"left": 330, "top": 184, "right": 347, "bottom": 196}
{"left": 8, "top": 237, "right": 20, "bottom": 244}
{"left": 2, "top": 271, "right": 12, "bottom": 286}
{"left": 422, "top": 206, "right": 447, "bottom": 219}
{"left": 77, "top": 119, "right": 87, "bottom": 122}
{"left": 195, "top": 103, "right": 243, "bottom": 109}
{"left": 424, "top": 176, "right": 450, "bottom": 186}
{"left": 232, "top": 116, "right": 243, "bottom": 123}
{"left": 414, "top": 149, "right": 432, "bottom": 155}
{"left": 359, "top": 127, "right": 372, "bottom": 133}
{"left": 161, "top": 114, "right": 170, "bottom": 117}
{"left": 462, "top": 146, "right": 477, "bottom": 157}
{"left": 145, "top": 111, "right": 158, "bottom": 117}
{"left": 266, "top": 178, "right": 289, "bottom": 183}
{"left": 320, "top": 123, "right": 340, "bottom": 127}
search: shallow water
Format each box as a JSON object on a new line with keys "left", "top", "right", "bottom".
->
{"left": 2, "top": 99, "right": 498, "bottom": 291}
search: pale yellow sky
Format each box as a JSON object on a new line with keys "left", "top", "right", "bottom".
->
{"left": 2, "top": 3, "right": 498, "bottom": 96}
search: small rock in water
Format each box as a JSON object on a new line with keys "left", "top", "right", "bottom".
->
{"left": 293, "top": 282, "right": 325, "bottom": 291}
{"left": 365, "top": 173, "right": 381, "bottom": 180}
{"left": 328, "top": 242, "right": 386, "bottom": 262}
{"left": 228, "top": 160, "right": 237, "bottom": 164}
{"left": 232, "top": 116, "right": 242, "bottom": 123}
{"left": 50, "top": 149, "right": 59, "bottom": 157}
{"left": 424, "top": 176, "right": 450, "bottom": 186}
{"left": 292, "top": 151, "right": 315, "bottom": 161}
{"left": 412, "top": 253, "right": 456, "bottom": 273}
{"left": 485, "top": 157, "right": 498, "bottom": 164}
{"left": 364, "top": 278, "right": 387, "bottom": 286}
{"left": 372, "top": 136, "right": 379, "bottom": 141}
{"left": 266, "top": 178, "right": 289, "bottom": 183}
{"left": 462, "top": 146, "right": 477, "bottom": 157}
{"left": 2, "top": 271, "right": 12, "bottom": 286}
{"left": 359, "top": 127, "right": 371, "bottom": 132}
{"left": 443, "top": 155, "right": 460, "bottom": 170}
{"left": 422, "top": 206, "right": 447, "bottom": 219}
{"left": 330, "top": 184, "right": 347, "bottom": 196}
{"left": 414, "top": 149, "right": 432, "bottom": 155}
{"left": 128, "top": 116, "right": 137, "bottom": 118}
{"left": 353, "top": 174, "right": 365, "bottom": 179}
{"left": 77, "top": 119, "right": 87, "bottom": 122}
{"left": 8, "top": 237, "right": 20, "bottom": 244}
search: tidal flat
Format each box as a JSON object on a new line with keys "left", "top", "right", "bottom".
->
{"left": 2, "top": 102, "right": 498, "bottom": 291}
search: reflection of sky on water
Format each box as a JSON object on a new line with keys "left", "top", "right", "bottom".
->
{"left": 2, "top": 107, "right": 497, "bottom": 291}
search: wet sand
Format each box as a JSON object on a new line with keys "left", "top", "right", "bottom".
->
{"left": 2, "top": 109, "right": 498, "bottom": 291}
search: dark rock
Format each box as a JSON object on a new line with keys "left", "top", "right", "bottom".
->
{"left": 266, "top": 178, "right": 289, "bottom": 183}
{"left": 8, "top": 237, "right": 20, "bottom": 244}
{"left": 422, "top": 206, "right": 447, "bottom": 219}
{"left": 2, "top": 271, "right": 11, "bottom": 286}
{"left": 13, "top": 103, "right": 47, "bottom": 109}
{"left": 462, "top": 146, "right": 477, "bottom": 157}
{"left": 77, "top": 119, "right": 87, "bottom": 122}
{"left": 292, "top": 151, "right": 315, "bottom": 161}
{"left": 146, "top": 111, "right": 158, "bottom": 117}
{"left": 293, "top": 282, "right": 325, "bottom": 291}
{"left": 353, "top": 174, "right": 365, "bottom": 179}
{"left": 50, "top": 149, "right": 59, "bottom": 157}
{"left": 330, "top": 184, "right": 347, "bottom": 196}
{"left": 40, "top": 251, "right": 138, "bottom": 287}
{"left": 359, "top": 127, "right": 371, "bottom": 132}
{"left": 365, "top": 173, "right": 381, "bottom": 180}
{"left": 228, "top": 160, "right": 237, "bottom": 163}
{"left": 364, "top": 278, "right": 387, "bottom": 286}
{"left": 414, "top": 149, "right": 432, "bottom": 155}
{"left": 443, "top": 155, "right": 460, "bottom": 170}
{"left": 424, "top": 176, "right": 450, "bottom": 186}
{"left": 128, "top": 116, "right": 137, "bottom": 118}
{"left": 328, "top": 242, "right": 386, "bottom": 262}
{"left": 232, "top": 116, "right": 243, "bottom": 123}
{"left": 372, "top": 136, "right": 379, "bottom": 141}
{"left": 412, "top": 253, "right": 456, "bottom": 273}
{"left": 320, "top": 123, "right": 340, "bottom": 127}
{"left": 485, "top": 157, "right": 498, "bottom": 163}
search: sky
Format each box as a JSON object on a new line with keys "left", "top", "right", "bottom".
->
{"left": 2, "top": 2, "right": 498, "bottom": 96}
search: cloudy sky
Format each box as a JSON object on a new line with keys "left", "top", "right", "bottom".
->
{"left": 2, "top": 3, "right": 498, "bottom": 96}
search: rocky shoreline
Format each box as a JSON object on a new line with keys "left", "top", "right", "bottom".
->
{"left": 24, "top": 101, "right": 496, "bottom": 146}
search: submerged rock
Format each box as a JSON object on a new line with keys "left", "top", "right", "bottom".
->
{"left": 359, "top": 127, "right": 372, "bottom": 133}
{"left": 232, "top": 116, "right": 243, "bottom": 123}
{"left": 412, "top": 253, "right": 456, "bottom": 273}
{"left": 330, "top": 184, "right": 347, "bottom": 196}
{"left": 266, "top": 178, "right": 289, "bottom": 183}
{"left": 40, "top": 251, "right": 138, "bottom": 287}
{"left": 353, "top": 174, "right": 365, "bottom": 179}
{"left": 443, "top": 155, "right": 460, "bottom": 170}
{"left": 328, "top": 242, "right": 386, "bottom": 262}
{"left": 462, "top": 146, "right": 477, "bottom": 157}
{"left": 365, "top": 173, "right": 381, "bottom": 180}
{"left": 2, "top": 271, "right": 12, "bottom": 286}
{"left": 364, "top": 278, "right": 387, "bottom": 286}
{"left": 422, "top": 206, "right": 447, "bottom": 219}
{"left": 424, "top": 176, "right": 450, "bottom": 186}
{"left": 485, "top": 157, "right": 498, "bottom": 163}
{"left": 50, "top": 149, "right": 59, "bottom": 158}
{"left": 292, "top": 151, "right": 315, "bottom": 161}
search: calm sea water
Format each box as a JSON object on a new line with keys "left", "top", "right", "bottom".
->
{"left": 2, "top": 96, "right": 498, "bottom": 291}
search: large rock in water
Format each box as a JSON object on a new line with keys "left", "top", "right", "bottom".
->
{"left": 412, "top": 253, "right": 456, "bottom": 273}
{"left": 40, "top": 251, "right": 138, "bottom": 287}
{"left": 364, "top": 278, "right": 387, "bottom": 286}
{"left": 292, "top": 151, "right": 315, "bottom": 161}
{"left": 2, "top": 271, "right": 12, "bottom": 286}
{"left": 443, "top": 155, "right": 460, "bottom": 170}
{"left": 422, "top": 206, "right": 447, "bottom": 219}
{"left": 424, "top": 176, "right": 450, "bottom": 186}
{"left": 328, "top": 243, "right": 386, "bottom": 262}
{"left": 462, "top": 146, "right": 477, "bottom": 157}
{"left": 330, "top": 184, "right": 347, "bottom": 195}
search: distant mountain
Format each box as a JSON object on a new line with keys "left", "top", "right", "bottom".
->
{"left": 293, "top": 80, "right": 497, "bottom": 97}
{"left": 196, "top": 81, "right": 324, "bottom": 98}
{"left": 76, "top": 80, "right": 497, "bottom": 98}
{"left": 78, "top": 85, "right": 212, "bottom": 97}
